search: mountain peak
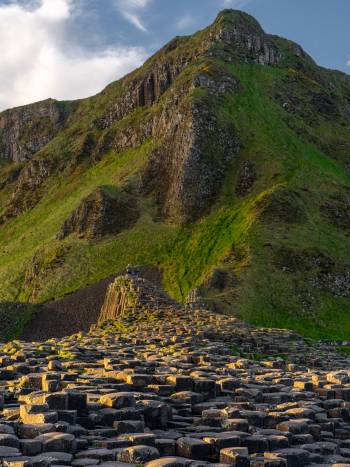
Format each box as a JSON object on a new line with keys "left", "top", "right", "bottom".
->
{"left": 214, "top": 9, "right": 265, "bottom": 35}
{"left": 209, "top": 9, "right": 280, "bottom": 66}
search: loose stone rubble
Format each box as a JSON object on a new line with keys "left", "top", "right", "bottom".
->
{"left": 0, "top": 277, "right": 350, "bottom": 466}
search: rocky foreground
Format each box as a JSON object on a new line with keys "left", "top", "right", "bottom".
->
{"left": 0, "top": 276, "right": 350, "bottom": 466}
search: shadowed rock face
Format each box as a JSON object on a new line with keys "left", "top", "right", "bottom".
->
{"left": 236, "top": 161, "right": 257, "bottom": 196}
{"left": 92, "top": 60, "right": 187, "bottom": 131}
{"left": 57, "top": 187, "right": 140, "bottom": 240}
{"left": 0, "top": 156, "right": 57, "bottom": 223}
{"left": 0, "top": 99, "right": 71, "bottom": 163}
{"left": 321, "top": 192, "right": 350, "bottom": 230}
{"left": 261, "top": 188, "right": 306, "bottom": 224}
{"left": 140, "top": 75, "right": 239, "bottom": 222}
{"left": 97, "top": 64, "right": 240, "bottom": 223}
{"left": 93, "top": 38, "right": 242, "bottom": 223}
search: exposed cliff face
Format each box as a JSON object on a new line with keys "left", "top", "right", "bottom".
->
{"left": 0, "top": 99, "right": 71, "bottom": 163}
{"left": 57, "top": 187, "right": 139, "bottom": 240}
{"left": 209, "top": 10, "right": 282, "bottom": 65}
{"left": 140, "top": 67, "right": 239, "bottom": 221}
{"left": 0, "top": 156, "right": 57, "bottom": 223}
{"left": 93, "top": 57, "right": 188, "bottom": 131}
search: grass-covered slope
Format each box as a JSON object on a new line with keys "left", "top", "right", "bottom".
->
{"left": 0, "top": 10, "right": 350, "bottom": 340}
{"left": 169, "top": 63, "right": 350, "bottom": 340}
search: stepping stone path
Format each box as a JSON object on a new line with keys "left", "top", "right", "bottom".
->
{"left": 0, "top": 274, "right": 350, "bottom": 466}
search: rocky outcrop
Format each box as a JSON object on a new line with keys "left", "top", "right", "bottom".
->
{"left": 273, "top": 248, "right": 335, "bottom": 274}
{"left": 99, "top": 270, "right": 181, "bottom": 323}
{"left": 0, "top": 156, "right": 57, "bottom": 222}
{"left": 93, "top": 63, "right": 240, "bottom": 223}
{"left": 93, "top": 59, "right": 188, "bottom": 131}
{"left": 186, "top": 287, "right": 213, "bottom": 311}
{"left": 57, "top": 187, "right": 139, "bottom": 240}
{"left": 236, "top": 160, "right": 256, "bottom": 196}
{"left": 140, "top": 68, "right": 239, "bottom": 222}
{"left": 0, "top": 99, "right": 71, "bottom": 163}
{"left": 311, "top": 271, "right": 350, "bottom": 298}
{"left": 148, "top": 106, "right": 237, "bottom": 222}
{"left": 273, "top": 246, "right": 350, "bottom": 303}
{"left": 321, "top": 192, "right": 350, "bottom": 230}
{"left": 209, "top": 10, "right": 282, "bottom": 65}
{"left": 0, "top": 99, "right": 73, "bottom": 221}
{"left": 21, "top": 266, "right": 163, "bottom": 340}
{"left": 261, "top": 188, "right": 306, "bottom": 224}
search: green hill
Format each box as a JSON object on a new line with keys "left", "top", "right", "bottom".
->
{"left": 1, "top": 10, "right": 350, "bottom": 340}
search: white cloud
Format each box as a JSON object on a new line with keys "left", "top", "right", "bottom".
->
{"left": 122, "top": 11, "right": 147, "bottom": 32}
{"left": 176, "top": 14, "right": 195, "bottom": 31}
{"left": 36, "top": 0, "right": 71, "bottom": 20}
{"left": 115, "top": 0, "right": 152, "bottom": 32}
{"left": 0, "top": 0, "right": 147, "bottom": 111}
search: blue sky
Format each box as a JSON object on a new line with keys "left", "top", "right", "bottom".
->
{"left": 0, "top": 0, "right": 348, "bottom": 110}
{"left": 101, "top": 0, "right": 350, "bottom": 72}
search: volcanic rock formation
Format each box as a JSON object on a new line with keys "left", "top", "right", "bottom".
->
{"left": 1, "top": 296, "right": 350, "bottom": 465}
{"left": 99, "top": 271, "right": 181, "bottom": 323}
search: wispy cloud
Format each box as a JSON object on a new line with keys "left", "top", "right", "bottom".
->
{"left": 0, "top": 0, "right": 147, "bottom": 111}
{"left": 122, "top": 11, "right": 147, "bottom": 32}
{"left": 176, "top": 14, "right": 195, "bottom": 31}
{"left": 115, "top": 0, "right": 152, "bottom": 32}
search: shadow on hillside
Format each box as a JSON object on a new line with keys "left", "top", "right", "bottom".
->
{"left": 0, "top": 301, "right": 35, "bottom": 342}
{"left": 20, "top": 266, "right": 162, "bottom": 341}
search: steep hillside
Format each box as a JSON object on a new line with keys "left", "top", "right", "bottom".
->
{"left": 0, "top": 10, "right": 350, "bottom": 340}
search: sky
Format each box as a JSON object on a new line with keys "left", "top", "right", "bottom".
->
{"left": 0, "top": 0, "right": 348, "bottom": 111}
